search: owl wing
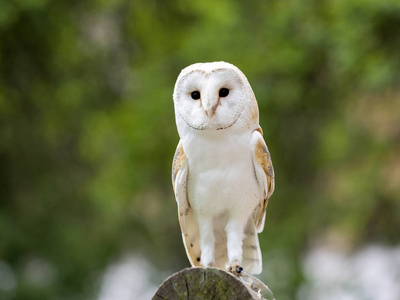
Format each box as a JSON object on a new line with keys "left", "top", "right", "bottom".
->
{"left": 251, "top": 128, "right": 275, "bottom": 232}
{"left": 172, "top": 140, "right": 201, "bottom": 267}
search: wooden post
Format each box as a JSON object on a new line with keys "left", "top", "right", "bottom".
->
{"left": 152, "top": 267, "right": 263, "bottom": 300}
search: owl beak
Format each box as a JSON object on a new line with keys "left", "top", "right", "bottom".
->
{"left": 205, "top": 107, "right": 215, "bottom": 119}
{"left": 202, "top": 99, "right": 218, "bottom": 119}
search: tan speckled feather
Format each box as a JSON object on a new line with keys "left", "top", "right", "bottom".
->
{"left": 172, "top": 141, "right": 202, "bottom": 267}
{"left": 252, "top": 128, "right": 275, "bottom": 232}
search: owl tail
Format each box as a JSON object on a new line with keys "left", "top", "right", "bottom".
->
{"left": 242, "top": 218, "right": 262, "bottom": 274}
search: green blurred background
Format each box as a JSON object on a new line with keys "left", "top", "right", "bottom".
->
{"left": 1, "top": 0, "right": 400, "bottom": 299}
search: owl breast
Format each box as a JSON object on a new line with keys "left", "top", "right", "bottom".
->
{"left": 184, "top": 130, "right": 261, "bottom": 218}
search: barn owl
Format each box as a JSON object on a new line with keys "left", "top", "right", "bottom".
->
{"left": 172, "top": 61, "right": 275, "bottom": 275}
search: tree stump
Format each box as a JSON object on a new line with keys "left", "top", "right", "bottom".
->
{"left": 152, "top": 267, "right": 262, "bottom": 300}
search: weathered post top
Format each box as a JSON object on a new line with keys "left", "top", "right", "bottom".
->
{"left": 153, "top": 267, "right": 268, "bottom": 300}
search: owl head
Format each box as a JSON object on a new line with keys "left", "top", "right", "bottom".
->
{"left": 173, "top": 62, "right": 259, "bottom": 132}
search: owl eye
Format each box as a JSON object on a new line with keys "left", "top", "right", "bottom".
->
{"left": 191, "top": 91, "right": 201, "bottom": 100}
{"left": 219, "top": 88, "right": 229, "bottom": 97}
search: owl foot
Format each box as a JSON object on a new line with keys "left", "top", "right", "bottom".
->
{"left": 250, "top": 284, "right": 263, "bottom": 298}
{"left": 227, "top": 264, "right": 243, "bottom": 277}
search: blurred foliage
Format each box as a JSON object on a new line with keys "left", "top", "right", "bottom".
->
{"left": 0, "top": 0, "right": 400, "bottom": 299}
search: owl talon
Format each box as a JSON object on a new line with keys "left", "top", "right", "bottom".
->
{"left": 251, "top": 283, "right": 259, "bottom": 292}
{"left": 227, "top": 264, "right": 243, "bottom": 276}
